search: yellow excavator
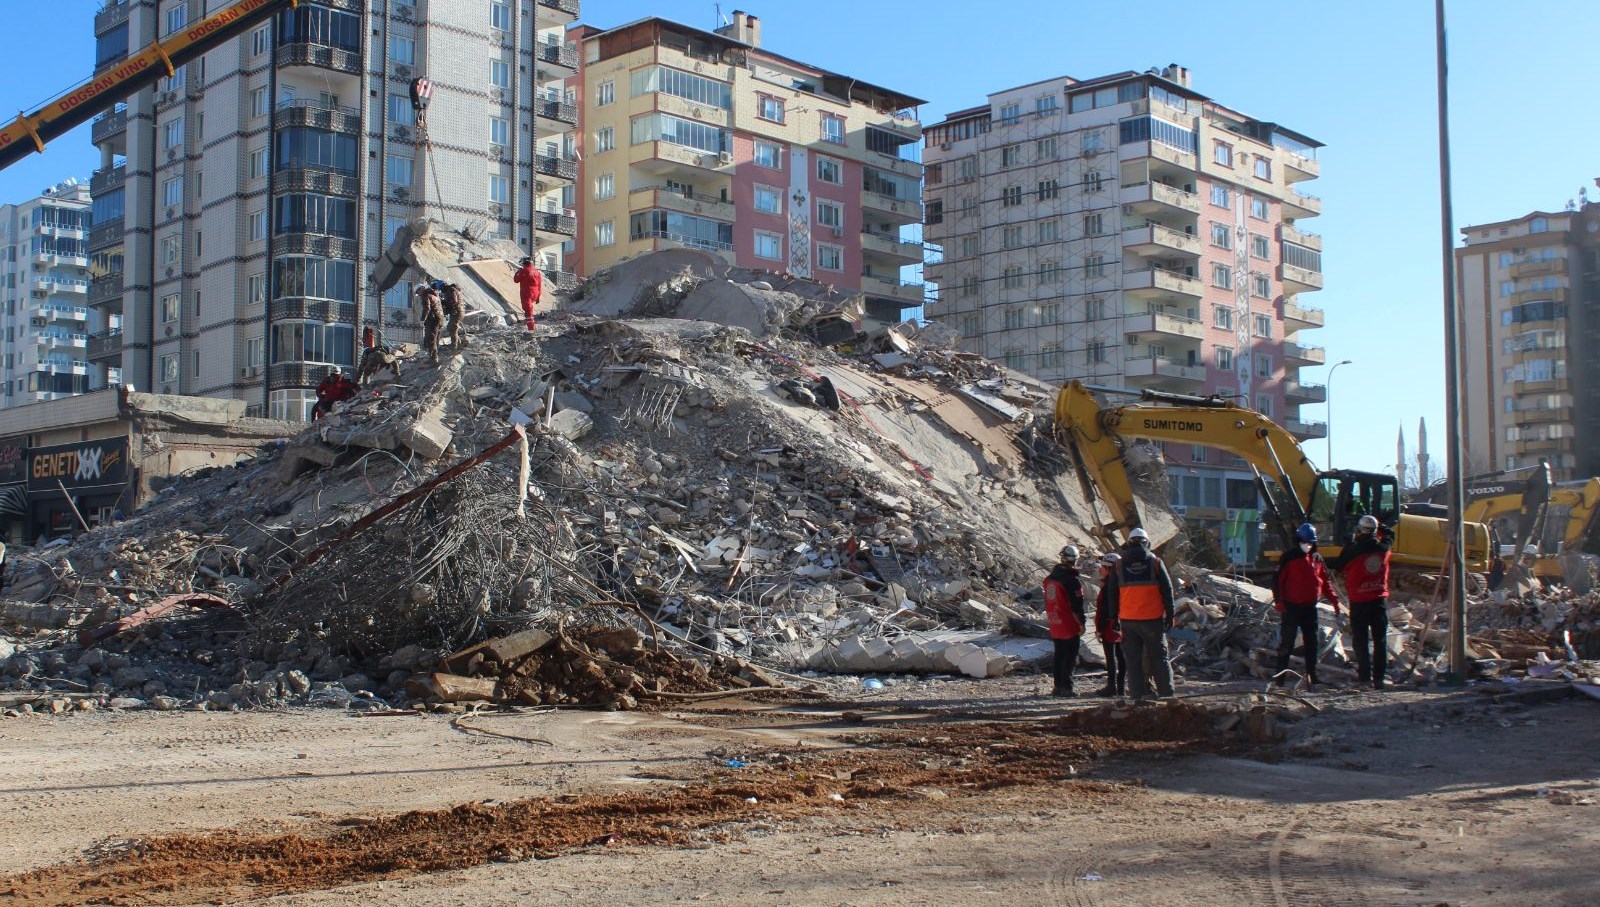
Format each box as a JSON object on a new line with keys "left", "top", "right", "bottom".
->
{"left": 1054, "top": 380, "right": 1492, "bottom": 577}
{"left": 1408, "top": 472, "right": 1600, "bottom": 581}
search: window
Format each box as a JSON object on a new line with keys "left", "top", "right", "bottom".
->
{"left": 165, "top": 5, "right": 188, "bottom": 36}
{"left": 597, "top": 81, "right": 615, "bottom": 106}
{"left": 1084, "top": 170, "right": 1103, "bottom": 193}
{"left": 386, "top": 154, "right": 413, "bottom": 186}
{"left": 1002, "top": 267, "right": 1025, "bottom": 290}
{"left": 754, "top": 141, "right": 782, "bottom": 169}
{"left": 1003, "top": 308, "right": 1025, "bottom": 330}
{"left": 1214, "top": 306, "right": 1233, "bottom": 329}
{"left": 817, "top": 200, "right": 843, "bottom": 230}
{"left": 163, "top": 118, "right": 183, "bottom": 149}
{"left": 1257, "top": 395, "right": 1274, "bottom": 417}
{"left": 1250, "top": 196, "right": 1268, "bottom": 220}
{"left": 1038, "top": 178, "right": 1060, "bottom": 200}
{"left": 595, "top": 173, "right": 615, "bottom": 200}
{"left": 1038, "top": 260, "right": 1062, "bottom": 284}
{"left": 1085, "top": 254, "right": 1105, "bottom": 278}
{"left": 1256, "top": 355, "right": 1272, "bottom": 378}
{"left": 1039, "top": 220, "right": 1060, "bottom": 242}
{"left": 757, "top": 95, "right": 785, "bottom": 123}
{"left": 162, "top": 177, "right": 184, "bottom": 208}
{"left": 1530, "top": 217, "right": 1548, "bottom": 233}
{"left": 1004, "top": 349, "right": 1024, "bottom": 370}
{"left": 1210, "top": 185, "right": 1231, "bottom": 208}
{"left": 1082, "top": 130, "right": 1104, "bottom": 154}
{"left": 961, "top": 314, "right": 980, "bottom": 337}
{"left": 251, "top": 25, "right": 270, "bottom": 56}
{"left": 490, "top": 117, "right": 509, "bottom": 147}
{"left": 1002, "top": 185, "right": 1023, "bottom": 207}
{"left": 1083, "top": 213, "right": 1103, "bottom": 236}
{"left": 1254, "top": 158, "right": 1271, "bottom": 180}
{"left": 960, "top": 276, "right": 979, "bottom": 297}
{"left": 960, "top": 236, "right": 979, "bottom": 258}
{"left": 816, "top": 156, "right": 842, "bottom": 184}
{"left": 1211, "top": 223, "right": 1232, "bottom": 248}
{"left": 754, "top": 185, "right": 782, "bottom": 214}
{"left": 1217, "top": 348, "right": 1234, "bottom": 370}
{"left": 388, "top": 94, "right": 415, "bottom": 126}
{"left": 1088, "top": 340, "right": 1107, "bottom": 363}
{"left": 248, "top": 147, "right": 266, "bottom": 179}
{"left": 384, "top": 217, "right": 407, "bottom": 246}
{"left": 250, "top": 87, "right": 268, "bottom": 117}
{"left": 1212, "top": 264, "right": 1233, "bottom": 289}
{"left": 491, "top": 1, "right": 511, "bottom": 31}
{"left": 247, "top": 273, "right": 265, "bottom": 306}
{"left": 489, "top": 175, "right": 510, "bottom": 204}
{"left": 1040, "top": 344, "right": 1064, "bottom": 369}
{"left": 1037, "top": 137, "right": 1058, "bottom": 159}
{"left": 1253, "top": 314, "right": 1272, "bottom": 338}
{"left": 160, "top": 354, "right": 179, "bottom": 384}
{"left": 1037, "top": 94, "right": 1060, "bottom": 115}
{"left": 1214, "top": 142, "right": 1233, "bottom": 166}
{"left": 816, "top": 244, "right": 843, "bottom": 271}
{"left": 754, "top": 231, "right": 782, "bottom": 260}
{"left": 1002, "top": 226, "right": 1023, "bottom": 249}
{"left": 1085, "top": 297, "right": 1106, "bottom": 320}
{"left": 389, "top": 36, "right": 416, "bottom": 66}
{"left": 630, "top": 66, "right": 732, "bottom": 108}
{"left": 1252, "top": 274, "right": 1271, "bottom": 298}
{"left": 1252, "top": 234, "right": 1270, "bottom": 260}
{"left": 247, "top": 335, "right": 265, "bottom": 368}
{"left": 595, "top": 220, "right": 615, "bottom": 247}
{"left": 1499, "top": 281, "right": 1516, "bottom": 297}
{"left": 160, "top": 293, "right": 180, "bottom": 323}
{"left": 959, "top": 157, "right": 978, "bottom": 180}
{"left": 999, "top": 103, "right": 1021, "bottom": 125}
{"left": 1041, "top": 303, "right": 1062, "bottom": 324}
{"left": 820, "top": 113, "right": 845, "bottom": 145}
{"left": 248, "top": 209, "right": 267, "bottom": 240}
{"left": 1001, "top": 145, "right": 1021, "bottom": 167}
{"left": 491, "top": 60, "right": 510, "bottom": 89}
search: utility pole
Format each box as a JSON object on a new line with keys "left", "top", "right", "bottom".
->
{"left": 1435, "top": 0, "right": 1469, "bottom": 685}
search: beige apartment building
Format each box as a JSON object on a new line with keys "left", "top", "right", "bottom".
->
{"left": 922, "top": 66, "right": 1325, "bottom": 563}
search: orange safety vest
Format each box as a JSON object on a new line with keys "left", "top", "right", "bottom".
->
{"left": 1117, "top": 558, "right": 1167, "bottom": 621}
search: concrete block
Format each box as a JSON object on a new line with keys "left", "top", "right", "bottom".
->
{"left": 959, "top": 599, "right": 995, "bottom": 626}
{"left": 397, "top": 410, "right": 454, "bottom": 459}
{"left": 554, "top": 390, "right": 594, "bottom": 413}
{"left": 957, "top": 646, "right": 1012, "bottom": 679}
{"left": 941, "top": 642, "right": 981, "bottom": 673}
{"left": 889, "top": 637, "right": 937, "bottom": 672}
{"left": 548, "top": 409, "right": 594, "bottom": 441}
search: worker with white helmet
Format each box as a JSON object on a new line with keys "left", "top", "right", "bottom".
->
{"left": 1042, "top": 544, "right": 1087, "bottom": 697}
{"left": 1092, "top": 552, "right": 1126, "bottom": 697}
{"left": 1327, "top": 514, "right": 1394, "bottom": 690}
{"left": 1104, "top": 527, "right": 1176, "bottom": 702}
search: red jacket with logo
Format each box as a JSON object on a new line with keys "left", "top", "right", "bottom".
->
{"left": 1043, "top": 565, "right": 1086, "bottom": 640}
{"left": 1328, "top": 534, "right": 1392, "bottom": 605}
{"left": 1274, "top": 547, "right": 1338, "bottom": 612}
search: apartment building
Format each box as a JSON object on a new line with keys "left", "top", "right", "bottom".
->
{"left": 923, "top": 66, "right": 1325, "bottom": 563}
{"left": 570, "top": 12, "right": 926, "bottom": 322}
{"left": 0, "top": 179, "right": 109, "bottom": 408}
{"left": 87, "top": 0, "right": 579, "bottom": 420}
{"left": 1457, "top": 203, "right": 1600, "bottom": 481}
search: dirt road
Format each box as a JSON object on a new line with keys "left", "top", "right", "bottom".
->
{"left": 2, "top": 677, "right": 1596, "bottom": 906}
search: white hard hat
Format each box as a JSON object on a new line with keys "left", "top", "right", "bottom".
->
{"left": 1100, "top": 552, "right": 1122, "bottom": 566}
{"left": 1129, "top": 527, "right": 1150, "bottom": 542}
{"left": 1357, "top": 515, "right": 1380, "bottom": 533}
{"left": 1059, "top": 545, "right": 1080, "bottom": 561}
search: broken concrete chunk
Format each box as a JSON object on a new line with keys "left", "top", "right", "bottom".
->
{"left": 397, "top": 409, "right": 454, "bottom": 460}
{"left": 547, "top": 409, "right": 594, "bottom": 441}
{"left": 405, "top": 672, "right": 500, "bottom": 703}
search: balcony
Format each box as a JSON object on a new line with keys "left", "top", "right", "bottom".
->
{"left": 860, "top": 273, "right": 926, "bottom": 304}
{"left": 1119, "top": 181, "right": 1201, "bottom": 216}
{"left": 1124, "top": 355, "right": 1207, "bottom": 386}
{"left": 1515, "top": 406, "right": 1573, "bottom": 425}
{"left": 861, "top": 190, "right": 922, "bottom": 224}
{"left": 1279, "top": 263, "right": 1324, "bottom": 294}
{"left": 89, "top": 272, "right": 124, "bottom": 307}
{"left": 272, "top": 298, "right": 358, "bottom": 322}
{"left": 34, "top": 276, "right": 90, "bottom": 295}
{"left": 542, "top": 269, "right": 579, "bottom": 292}
{"left": 1515, "top": 377, "right": 1570, "bottom": 394}
{"left": 1279, "top": 223, "right": 1322, "bottom": 252}
{"left": 1510, "top": 259, "right": 1564, "bottom": 280}
{"left": 538, "top": 42, "right": 579, "bottom": 72}
{"left": 534, "top": 210, "right": 578, "bottom": 237}
{"left": 1123, "top": 266, "right": 1203, "bottom": 302}
{"left": 276, "top": 167, "right": 360, "bottom": 197}
{"left": 632, "top": 229, "right": 734, "bottom": 258}
{"left": 87, "top": 330, "right": 123, "bottom": 364}
{"left": 274, "top": 99, "right": 361, "bottom": 134}
{"left": 275, "top": 42, "right": 362, "bottom": 77}
{"left": 629, "top": 187, "right": 736, "bottom": 223}
{"left": 536, "top": 98, "right": 579, "bottom": 127}
{"left": 1513, "top": 286, "right": 1568, "bottom": 305}
{"left": 92, "top": 107, "right": 127, "bottom": 147}
{"left": 90, "top": 164, "right": 126, "bottom": 197}
{"left": 1514, "top": 436, "right": 1576, "bottom": 457}
{"left": 871, "top": 112, "right": 923, "bottom": 143}
{"left": 1284, "top": 341, "right": 1327, "bottom": 365}
{"left": 34, "top": 305, "right": 89, "bottom": 323}
{"left": 1282, "top": 301, "right": 1325, "bottom": 332}
{"left": 37, "top": 361, "right": 90, "bottom": 377}
{"left": 1118, "top": 140, "right": 1197, "bottom": 169}
{"left": 537, "top": 0, "right": 581, "bottom": 23}
{"left": 1281, "top": 150, "right": 1321, "bottom": 182}
{"left": 37, "top": 331, "right": 89, "bottom": 351}
{"left": 1284, "top": 190, "right": 1323, "bottom": 219}
{"left": 1286, "top": 419, "right": 1328, "bottom": 440}
{"left": 94, "top": 0, "right": 141, "bottom": 35}
{"left": 276, "top": 234, "right": 358, "bottom": 259}
{"left": 629, "top": 141, "right": 729, "bottom": 177}
{"left": 859, "top": 229, "right": 923, "bottom": 265}
{"left": 1124, "top": 311, "right": 1205, "bottom": 341}
{"left": 535, "top": 153, "right": 579, "bottom": 183}
{"left": 1284, "top": 381, "right": 1327, "bottom": 404}
{"left": 268, "top": 362, "right": 334, "bottom": 389}
{"left": 89, "top": 221, "right": 124, "bottom": 249}
{"left": 1123, "top": 223, "right": 1201, "bottom": 258}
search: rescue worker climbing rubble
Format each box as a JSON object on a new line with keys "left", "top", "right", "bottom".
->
{"left": 1273, "top": 522, "right": 1341, "bottom": 687}
{"left": 1104, "top": 528, "right": 1175, "bottom": 702}
{"left": 1042, "top": 545, "right": 1086, "bottom": 697}
{"left": 441, "top": 282, "right": 467, "bottom": 353}
{"left": 416, "top": 282, "right": 445, "bottom": 366}
{"left": 1327, "top": 514, "right": 1393, "bottom": 690}
{"left": 312, "top": 367, "right": 356, "bottom": 420}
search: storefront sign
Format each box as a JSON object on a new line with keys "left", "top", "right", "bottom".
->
{"left": 28, "top": 438, "right": 128, "bottom": 492}
{"left": 0, "top": 436, "right": 26, "bottom": 486}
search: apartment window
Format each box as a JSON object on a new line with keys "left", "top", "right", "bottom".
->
{"left": 999, "top": 103, "right": 1021, "bottom": 125}
{"left": 1037, "top": 94, "right": 1060, "bottom": 115}
{"left": 1251, "top": 234, "right": 1270, "bottom": 260}
{"left": 1250, "top": 196, "right": 1268, "bottom": 219}
{"left": 1002, "top": 226, "right": 1023, "bottom": 249}
{"left": 160, "top": 293, "right": 180, "bottom": 323}
{"left": 1087, "top": 340, "right": 1107, "bottom": 363}
{"left": 1004, "top": 349, "right": 1025, "bottom": 370}
{"left": 958, "top": 157, "right": 978, "bottom": 180}
{"left": 757, "top": 95, "right": 785, "bottom": 124}
{"left": 1085, "top": 297, "right": 1106, "bottom": 320}
{"left": 1085, "top": 254, "right": 1105, "bottom": 278}
{"left": 248, "top": 209, "right": 267, "bottom": 241}
{"left": 389, "top": 36, "right": 416, "bottom": 67}
{"left": 386, "top": 154, "right": 413, "bottom": 186}
{"left": 165, "top": 5, "right": 187, "bottom": 36}
{"left": 1255, "top": 354, "right": 1272, "bottom": 378}
{"left": 1257, "top": 395, "right": 1274, "bottom": 417}
{"left": 162, "top": 177, "right": 184, "bottom": 209}
{"left": 1253, "top": 314, "right": 1272, "bottom": 338}
{"left": 491, "top": 60, "right": 510, "bottom": 89}
{"left": 1210, "top": 185, "right": 1231, "bottom": 208}
{"left": 388, "top": 95, "right": 416, "bottom": 126}
{"left": 961, "top": 276, "right": 979, "bottom": 297}
{"left": 820, "top": 113, "right": 845, "bottom": 144}
{"left": 1499, "top": 281, "right": 1516, "bottom": 297}
{"left": 491, "top": 1, "right": 511, "bottom": 31}
{"left": 1041, "top": 302, "right": 1062, "bottom": 324}
{"left": 1214, "top": 142, "right": 1233, "bottom": 166}
{"left": 1214, "top": 306, "right": 1233, "bottom": 329}
{"left": 754, "top": 141, "right": 782, "bottom": 169}
{"left": 1039, "top": 219, "right": 1060, "bottom": 242}
{"left": 595, "top": 173, "right": 615, "bottom": 200}
{"left": 1002, "top": 267, "right": 1025, "bottom": 290}
{"left": 1037, "top": 137, "right": 1058, "bottom": 159}
{"left": 1002, "top": 186, "right": 1023, "bottom": 207}
{"left": 817, "top": 244, "right": 843, "bottom": 271}
{"left": 1038, "top": 260, "right": 1062, "bottom": 284}
{"left": 1254, "top": 158, "right": 1271, "bottom": 180}
{"left": 384, "top": 217, "right": 407, "bottom": 246}
{"left": 597, "top": 81, "right": 615, "bottom": 106}
{"left": 159, "top": 354, "right": 179, "bottom": 384}
{"left": 1530, "top": 217, "right": 1549, "bottom": 233}
{"left": 1210, "top": 223, "right": 1231, "bottom": 248}
{"left": 250, "top": 87, "right": 268, "bottom": 117}
{"left": 1082, "top": 130, "right": 1104, "bottom": 154}
{"left": 1217, "top": 348, "right": 1234, "bottom": 370}
{"left": 1040, "top": 343, "right": 1064, "bottom": 369}
{"left": 248, "top": 147, "right": 266, "bottom": 179}
{"left": 251, "top": 25, "right": 270, "bottom": 56}
{"left": 1212, "top": 264, "right": 1233, "bottom": 289}
{"left": 1003, "top": 308, "right": 1025, "bottom": 329}
{"left": 754, "top": 231, "right": 782, "bottom": 260}
{"left": 595, "top": 220, "right": 615, "bottom": 247}
{"left": 490, "top": 117, "right": 509, "bottom": 148}
{"left": 595, "top": 126, "right": 615, "bottom": 154}
{"left": 1252, "top": 274, "right": 1270, "bottom": 298}
{"left": 1001, "top": 144, "right": 1021, "bottom": 167}
{"left": 489, "top": 175, "right": 510, "bottom": 204}
{"left": 1084, "top": 170, "right": 1103, "bottom": 193}
{"left": 925, "top": 163, "right": 943, "bottom": 185}
{"left": 1038, "top": 178, "right": 1060, "bottom": 200}
{"left": 754, "top": 185, "right": 782, "bottom": 214}
{"left": 247, "top": 273, "right": 265, "bottom": 306}
{"left": 1193, "top": 445, "right": 1209, "bottom": 466}
{"left": 816, "top": 200, "right": 843, "bottom": 230}
{"left": 163, "top": 118, "right": 183, "bottom": 149}
{"left": 961, "top": 314, "right": 980, "bottom": 337}
{"left": 247, "top": 335, "right": 264, "bottom": 368}
{"left": 816, "top": 156, "right": 842, "bottom": 185}
{"left": 1083, "top": 213, "right": 1103, "bottom": 236}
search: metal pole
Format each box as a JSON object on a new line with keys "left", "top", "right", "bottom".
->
{"left": 1435, "top": 0, "right": 1469, "bottom": 684}
{"left": 1326, "top": 358, "right": 1353, "bottom": 467}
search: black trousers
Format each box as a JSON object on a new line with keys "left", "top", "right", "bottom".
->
{"left": 1350, "top": 599, "right": 1388, "bottom": 684}
{"left": 1101, "top": 639, "right": 1126, "bottom": 693}
{"left": 1052, "top": 637, "right": 1080, "bottom": 692}
{"left": 1275, "top": 605, "right": 1321, "bottom": 681}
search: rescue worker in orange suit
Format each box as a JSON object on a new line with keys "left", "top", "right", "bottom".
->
{"left": 1093, "top": 552, "right": 1126, "bottom": 697}
{"left": 312, "top": 367, "right": 356, "bottom": 420}
{"left": 1273, "top": 522, "right": 1341, "bottom": 687}
{"left": 1103, "top": 527, "right": 1175, "bottom": 702}
{"left": 1327, "top": 515, "right": 1393, "bottom": 690}
{"left": 1042, "top": 545, "right": 1087, "bottom": 697}
{"left": 512, "top": 257, "right": 543, "bottom": 331}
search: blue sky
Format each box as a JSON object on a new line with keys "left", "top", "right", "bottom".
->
{"left": 5, "top": 0, "right": 1595, "bottom": 479}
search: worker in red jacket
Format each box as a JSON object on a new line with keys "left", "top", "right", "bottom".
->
{"left": 1043, "top": 545, "right": 1087, "bottom": 697}
{"left": 311, "top": 367, "right": 356, "bottom": 420}
{"left": 1327, "top": 515, "right": 1393, "bottom": 690}
{"left": 1273, "top": 522, "right": 1341, "bottom": 687}
{"left": 1093, "top": 552, "right": 1126, "bottom": 697}
{"left": 511, "top": 257, "right": 542, "bottom": 331}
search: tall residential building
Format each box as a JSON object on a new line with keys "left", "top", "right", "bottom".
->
{"left": 87, "top": 0, "right": 579, "bottom": 421}
{"left": 1456, "top": 203, "right": 1600, "bottom": 480}
{"left": 0, "top": 179, "right": 107, "bottom": 407}
{"left": 570, "top": 12, "right": 926, "bottom": 322}
{"left": 922, "top": 67, "right": 1325, "bottom": 563}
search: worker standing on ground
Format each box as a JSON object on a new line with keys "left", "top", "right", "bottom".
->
{"left": 1042, "top": 545, "right": 1087, "bottom": 697}
{"left": 1327, "top": 515, "right": 1393, "bottom": 690}
{"left": 1104, "top": 527, "right": 1175, "bottom": 702}
{"left": 512, "top": 257, "right": 542, "bottom": 332}
{"left": 441, "top": 282, "right": 467, "bottom": 353}
{"left": 416, "top": 282, "right": 445, "bottom": 366}
{"left": 1273, "top": 522, "right": 1340, "bottom": 687}
{"left": 1093, "top": 552, "right": 1126, "bottom": 697}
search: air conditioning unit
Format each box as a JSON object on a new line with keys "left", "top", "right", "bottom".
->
{"left": 940, "top": 143, "right": 952, "bottom": 151}
{"left": 395, "top": 65, "right": 412, "bottom": 80}
{"left": 165, "top": 266, "right": 175, "bottom": 277}
{"left": 490, "top": 145, "right": 503, "bottom": 159}
{"left": 394, "top": 187, "right": 409, "bottom": 200}
{"left": 166, "top": 207, "right": 176, "bottom": 219}
{"left": 489, "top": 204, "right": 503, "bottom": 216}
{"left": 395, "top": 125, "right": 411, "bottom": 140}
{"left": 395, "top": 3, "right": 412, "bottom": 19}
{"left": 167, "top": 147, "right": 178, "bottom": 160}
{"left": 164, "top": 325, "right": 174, "bottom": 337}
{"left": 239, "top": 366, "right": 249, "bottom": 378}
{"left": 489, "top": 88, "right": 504, "bottom": 101}
{"left": 830, "top": 226, "right": 843, "bottom": 237}
{"left": 718, "top": 151, "right": 732, "bottom": 164}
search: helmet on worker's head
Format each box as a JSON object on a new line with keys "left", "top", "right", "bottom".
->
{"left": 326, "top": 366, "right": 341, "bottom": 380}
{"left": 432, "top": 279, "right": 446, "bottom": 291}
{"left": 1295, "top": 523, "right": 1318, "bottom": 544}
{"left": 1099, "top": 552, "right": 1121, "bottom": 570}
{"left": 1059, "top": 544, "right": 1080, "bottom": 562}
{"left": 1128, "top": 527, "right": 1151, "bottom": 546}
{"left": 520, "top": 257, "right": 533, "bottom": 266}
{"left": 1357, "top": 515, "right": 1380, "bottom": 535}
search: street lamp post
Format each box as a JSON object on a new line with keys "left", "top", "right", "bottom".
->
{"left": 1326, "top": 359, "right": 1354, "bottom": 467}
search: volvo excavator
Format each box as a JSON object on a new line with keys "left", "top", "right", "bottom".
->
{"left": 1054, "top": 380, "right": 1491, "bottom": 579}
{"left": 1408, "top": 471, "right": 1600, "bottom": 581}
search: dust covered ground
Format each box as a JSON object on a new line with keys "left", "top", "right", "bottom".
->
{"left": 2, "top": 676, "right": 1598, "bottom": 906}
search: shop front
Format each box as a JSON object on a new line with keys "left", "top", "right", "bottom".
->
{"left": 0, "top": 435, "right": 26, "bottom": 543}
{"left": 26, "top": 437, "right": 132, "bottom": 541}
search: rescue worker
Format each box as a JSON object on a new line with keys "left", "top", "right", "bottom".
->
{"left": 1327, "top": 515, "right": 1393, "bottom": 690}
{"left": 416, "top": 282, "right": 445, "bottom": 366}
{"left": 1093, "top": 552, "right": 1126, "bottom": 697}
{"left": 312, "top": 367, "right": 356, "bottom": 420}
{"left": 1273, "top": 522, "right": 1340, "bottom": 687}
{"left": 1042, "top": 545, "right": 1087, "bottom": 697}
{"left": 512, "top": 257, "right": 542, "bottom": 331}
{"left": 357, "top": 342, "right": 402, "bottom": 385}
{"left": 1104, "top": 527, "right": 1175, "bottom": 702}
{"left": 441, "top": 282, "right": 467, "bottom": 352}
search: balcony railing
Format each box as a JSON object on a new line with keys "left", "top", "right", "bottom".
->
{"left": 90, "top": 164, "right": 127, "bottom": 196}
{"left": 631, "top": 230, "right": 733, "bottom": 252}
{"left": 1284, "top": 342, "right": 1327, "bottom": 365}
{"left": 275, "top": 167, "right": 360, "bottom": 197}
{"left": 89, "top": 221, "right": 124, "bottom": 249}
{"left": 1124, "top": 311, "right": 1204, "bottom": 340}
{"left": 538, "top": 42, "right": 579, "bottom": 69}
{"left": 272, "top": 297, "right": 358, "bottom": 322}
{"left": 537, "top": 0, "right": 581, "bottom": 17}
{"left": 92, "top": 107, "right": 128, "bottom": 146}
{"left": 534, "top": 154, "right": 578, "bottom": 180}
{"left": 95, "top": 0, "right": 139, "bottom": 35}
{"left": 542, "top": 269, "right": 579, "bottom": 291}
{"left": 274, "top": 98, "right": 361, "bottom": 133}
{"left": 860, "top": 273, "right": 926, "bottom": 303}
{"left": 275, "top": 42, "right": 362, "bottom": 76}
{"left": 1123, "top": 266, "right": 1203, "bottom": 298}
{"left": 1124, "top": 355, "right": 1206, "bottom": 383}
{"left": 87, "top": 330, "right": 123, "bottom": 362}
{"left": 275, "top": 234, "right": 359, "bottom": 259}
{"left": 89, "top": 272, "right": 124, "bottom": 306}
{"left": 536, "top": 98, "right": 579, "bottom": 126}
{"left": 1287, "top": 419, "right": 1328, "bottom": 439}
{"left": 534, "top": 211, "right": 578, "bottom": 237}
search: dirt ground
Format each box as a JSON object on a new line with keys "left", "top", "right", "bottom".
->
{"left": 2, "top": 674, "right": 1598, "bottom": 906}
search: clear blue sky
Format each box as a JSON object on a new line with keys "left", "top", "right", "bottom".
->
{"left": 6, "top": 0, "right": 1595, "bottom": 479}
